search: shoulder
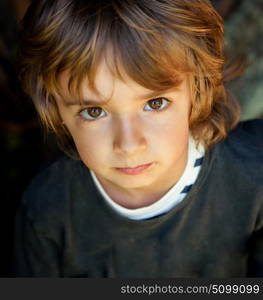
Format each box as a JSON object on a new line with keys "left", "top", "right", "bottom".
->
{"left": 214, "top": 118, "right": 263, "bottom": 183}
{"left": 20, "top": 154, "right": 92, "bottom": 231}
{"left": 222, "top": 118, "right": 263, "bottom": 157}
{"left": 226, "top": 119, "right": 263, "bottom": 149}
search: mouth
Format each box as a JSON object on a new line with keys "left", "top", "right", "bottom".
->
{"left": 115, "top": 162, "right": 154, "bottom": 175}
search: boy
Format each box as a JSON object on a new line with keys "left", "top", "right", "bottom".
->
{"left": 15, "top": 0, "right": 263, "bottom": 277}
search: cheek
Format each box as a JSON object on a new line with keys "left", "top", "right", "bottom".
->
{"left": 160, "top": 125, "right": 189, "bottom": 152}
{"left": 149, "top": 110, "right": 189, "bottom": 141}
{"left": 69, "top": 127, "right": 110, "bottom": 165}
{"left": 150, "top": 113, "right": 189, "bottom": 157}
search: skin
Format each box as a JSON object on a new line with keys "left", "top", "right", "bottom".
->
{"left": 56, "top": 59, "right": 191, "bottom": 209}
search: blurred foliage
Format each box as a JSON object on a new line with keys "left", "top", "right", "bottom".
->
{"left": 224, "top": 0, "right": 263, "bottom": 119}
{"left": 212, "top": 0, "right": 263, "bottom": 119}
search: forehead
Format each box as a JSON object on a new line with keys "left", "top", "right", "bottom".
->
{"left": 58, "top": 59, "right": 185, "bottom": 106}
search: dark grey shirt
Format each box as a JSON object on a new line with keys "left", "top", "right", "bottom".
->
{"left": 15, "top": 119, "right": 263, "bottom": 277}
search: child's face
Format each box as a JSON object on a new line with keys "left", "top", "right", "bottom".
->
{"left": 57, "top": 60, "right": 191, "bottom": 201}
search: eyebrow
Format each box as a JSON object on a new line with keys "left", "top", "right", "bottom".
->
{"left": 63, "top": 97, "right": 110, "bottom": 107}
{"left": 62, "top": 89, "right": 172, "bottom": 107}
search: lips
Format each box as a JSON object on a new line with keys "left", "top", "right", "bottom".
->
{"left": 115, "top": 163, "right": 153, "bottom": 175}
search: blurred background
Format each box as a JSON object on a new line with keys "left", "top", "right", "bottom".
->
{"left": 0, "top": 0, "right": 262, "bottom": 276}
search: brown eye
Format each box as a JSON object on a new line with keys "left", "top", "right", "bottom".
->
{"left": 144, "top": 97, "right": 170, "bottom": 111}
{"left": 87, "top": 107, "right": 103, "bottom": 118}
{"left": 149, "top": 99, "right": 163, "bottom": 109}
{"left": 79, "top": 107, "right": 106, "bottom": 120}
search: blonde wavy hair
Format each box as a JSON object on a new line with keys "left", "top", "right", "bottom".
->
{"left": 19, "top": 0, "right": 240, "bottom": 158}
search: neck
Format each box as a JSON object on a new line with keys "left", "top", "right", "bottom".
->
{"left": 100, "top": 184, "right": 168, "bottom": 209}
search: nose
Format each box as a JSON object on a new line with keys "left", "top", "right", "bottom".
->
{"left": 113, "top": 115, "right": 147, "bottom": 156}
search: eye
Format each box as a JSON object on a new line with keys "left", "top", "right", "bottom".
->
{"left": 79, "top": 107, "right": 107, "bottom": 120}
{"left": 144, "top": 97, "right": 170, "bottom": 111}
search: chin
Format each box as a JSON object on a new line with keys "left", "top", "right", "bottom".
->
{"left": 113, "top": 175, "right": 156, "bottom": 190}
